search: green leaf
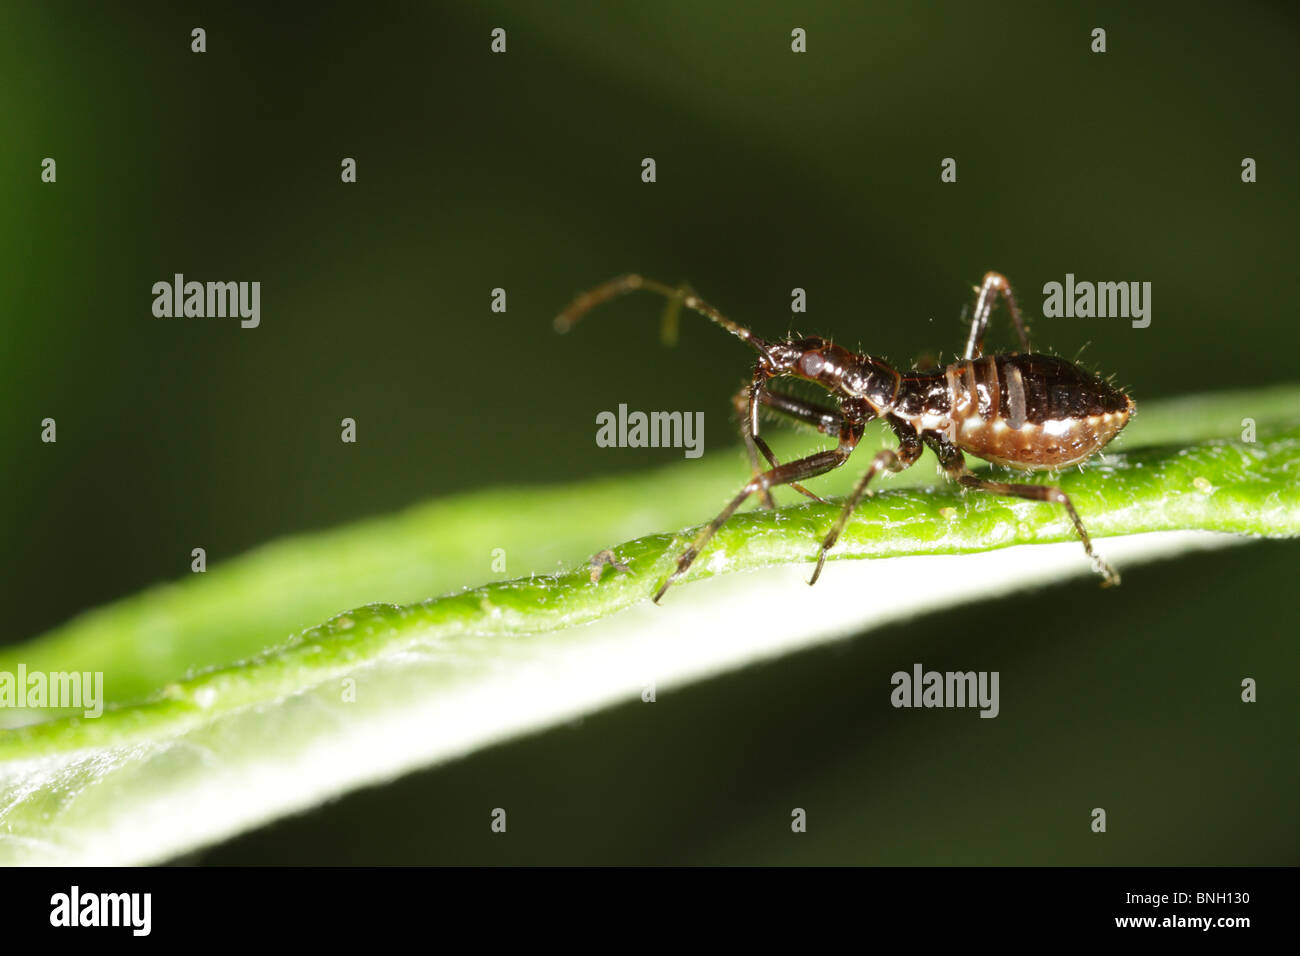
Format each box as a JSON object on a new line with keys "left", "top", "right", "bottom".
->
{"left": 1, "top": 386, "right": 1297, "bottom": 864}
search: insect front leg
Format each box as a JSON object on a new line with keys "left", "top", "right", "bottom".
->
{"left": 928, "top": 436, "right": 1119, "bottom": 586}
{"left": 808, "top": 422, "right": 923, "bottom": 585}
{"left": 732, "top": 371, "right": 841, "bottom": 509}
{"left": 732, "top": 377, "right": 777, "bottom": 510}
{"left": 654, "top": 422, "right": 863, "bottom": 603}
{"left": 963, "top": 271, "right": 1032, "bottom": 359}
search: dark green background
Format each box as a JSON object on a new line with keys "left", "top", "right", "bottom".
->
{"left": 4, "top": 2, "right": 1296, "bottom": 863}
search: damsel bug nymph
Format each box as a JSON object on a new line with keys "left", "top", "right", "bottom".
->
{"left": 556, "top": 272, "right": 1135, "bottom": 603}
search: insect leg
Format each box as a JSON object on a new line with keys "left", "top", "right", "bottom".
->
{"left": 733, "top": 375, "right": 777, "bottom": 510}
{"left": 928, "top": 436, "right": 1119, "bottom": 585}
{"left": 749, "top": 385, "right": 843, "bottom": 436}
{"left": 654, "top": 422, "right": 863, "bottom": 603}
{"left": 808, "top": 422, "right": 923, "bottom": 585}
{"left": 732, "top": 374, "right": 842, "bottom": 508}
{"left": 963, "top": 271, "right": 1032, "bottom": 360}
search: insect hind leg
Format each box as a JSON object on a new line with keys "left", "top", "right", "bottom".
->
{"left": 928, "top": 435, "right": 1118, "bottom": 586}
{"left": 963, "top": 271, "right": 1032, "bottom": 359}
{"left": 957, "top": 474, "right": 1119, "bottom": 585}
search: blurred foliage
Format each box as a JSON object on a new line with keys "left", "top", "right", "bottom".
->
{"left": 2, "top": 393, "right": 1296, "bottom": 864}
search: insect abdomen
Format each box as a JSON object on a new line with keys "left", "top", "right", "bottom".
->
{"left": 947, "top": 354, "right": 1133, "bottom": 470}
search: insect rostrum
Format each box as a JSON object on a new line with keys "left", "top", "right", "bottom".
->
{"left": 556, "top": 272, "right": 1134, "bottom": 603}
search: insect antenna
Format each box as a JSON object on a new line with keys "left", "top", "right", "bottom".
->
{"left": 555, "top": 274, "right": 772, "bottom": 360}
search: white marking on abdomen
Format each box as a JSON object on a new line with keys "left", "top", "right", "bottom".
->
{"left": 1005, "top": 364, "right": 1026, "bottom": 429}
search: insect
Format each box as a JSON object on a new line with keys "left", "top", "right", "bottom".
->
{"left": 555, "top": 272, "right": 1135, "bottom": 603}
